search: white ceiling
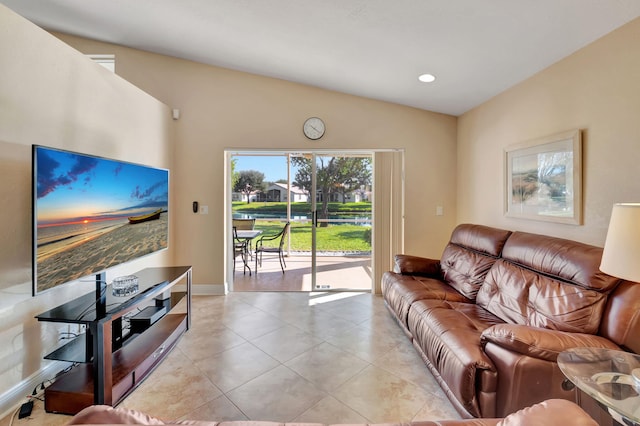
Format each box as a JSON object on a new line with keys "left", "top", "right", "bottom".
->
{"left": 3, "top": 0, "right": 640, "bottom": 116}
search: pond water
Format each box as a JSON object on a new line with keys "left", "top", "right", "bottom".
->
{"left": 234, "top": 212, "right": 371, "bottom": 226}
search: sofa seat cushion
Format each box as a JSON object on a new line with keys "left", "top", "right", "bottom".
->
{"left": 382, "top": 271, "right": 471, "bottom": 329}
{"left": 407, "top": 299, "right": 504, "bottom": 417}
{"left": 381, "top": 224, "right": 511, "bottom": 331}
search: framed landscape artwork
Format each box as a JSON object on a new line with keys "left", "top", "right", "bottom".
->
{"left": 505, "top": 129, "right": 582, "bottom": 225}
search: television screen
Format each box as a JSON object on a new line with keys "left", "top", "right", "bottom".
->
{"left": 32, "top": 145, "right": 169, "bottom": 295}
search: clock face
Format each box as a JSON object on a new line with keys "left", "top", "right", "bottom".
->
{"left": 303, "top": 117, "right": 325, "bottom": 140}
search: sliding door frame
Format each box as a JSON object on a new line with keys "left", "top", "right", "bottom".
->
{"left": 224, "top": 148, "right": 404, "bottom": 294}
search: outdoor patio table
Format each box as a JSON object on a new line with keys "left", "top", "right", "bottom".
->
{"left": 236, "top": 229, "right": 263, "bottom": 259}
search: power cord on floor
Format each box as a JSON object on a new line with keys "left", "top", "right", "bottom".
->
{"left": 8, "top": 393, "right": 38, "bottom": 426}
{"left": 7, "top": 404, "right": 21, "bottom": 426}
{"left": 6, "top": 363, "right": 77, "bottom": 425}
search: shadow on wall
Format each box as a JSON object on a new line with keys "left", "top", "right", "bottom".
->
{"left": 0, "top": 141, "right": 32, "bottom": 306}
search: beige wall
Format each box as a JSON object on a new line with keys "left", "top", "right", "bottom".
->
{"left": 9, "top": 0, "right": 637, "bottom": 415}
{"left": 458, "top": 17, "right": 640, "bottom": 246}
{"left": 0, "top": 4, "right": 173, "bottom": 411}
{"left": 53, "top": 33, "right": 459, "bottom": 288}
{"left": 0, "top": 5, "right": 457, "bottom": 411}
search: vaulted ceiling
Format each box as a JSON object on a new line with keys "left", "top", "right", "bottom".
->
{"left": 3, "top": 0, "right": 640, "bottom": 115}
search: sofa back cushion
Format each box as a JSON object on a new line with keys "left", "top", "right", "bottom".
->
{"left": 476, "top": 232, "right": 620, "bottom": 334}
{"left": 440, "top": 224, "right": 512, "bottom": 300}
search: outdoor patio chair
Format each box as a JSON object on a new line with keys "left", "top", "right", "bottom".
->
{"left": 233, "top": 226, "right": 251, "bottom": 275}
{"left": 233, "top": 218, "right": 257, "bottom": 253}
{"left": 255, "top": 222, "right": 290, "bottom": 274}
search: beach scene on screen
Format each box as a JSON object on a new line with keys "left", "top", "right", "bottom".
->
{"left": 35, "top": 147, "right": 168, "bottom": 292}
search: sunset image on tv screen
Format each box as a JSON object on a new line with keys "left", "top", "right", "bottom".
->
{"left": 34, "top": 146, "right": 169, "bottom": 294}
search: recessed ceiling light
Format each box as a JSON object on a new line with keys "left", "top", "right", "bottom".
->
{"left": 418, "top": 73, "right": 436, "bottom": 83}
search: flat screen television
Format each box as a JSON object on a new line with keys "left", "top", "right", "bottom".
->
{"left": 32, "top": 145, "right": 169, "bottom": 295}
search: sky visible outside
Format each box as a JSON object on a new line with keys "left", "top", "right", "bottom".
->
{"left": 233, "top": 155, "right": 297, "bottom": 183}
{"left": 233, "top": 154, "right": 373, "bottom": 185}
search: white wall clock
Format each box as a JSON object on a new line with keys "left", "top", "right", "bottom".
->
{"left": 303, "top": 117, "right": 325, "bottom": 140}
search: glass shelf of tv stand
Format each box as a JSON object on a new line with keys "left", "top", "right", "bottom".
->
{"left": 36, "top": 266, "right": 191, "bottom": 363}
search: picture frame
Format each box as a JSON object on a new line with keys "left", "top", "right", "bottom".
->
{"left": 505, "top": 129, "right": 582, "bottom": 225}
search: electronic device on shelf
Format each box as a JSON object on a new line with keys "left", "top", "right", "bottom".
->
{"left": 130, "top": 305, "right": 167, "bottom": 333}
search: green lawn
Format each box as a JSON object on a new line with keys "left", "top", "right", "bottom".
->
{"left": 252, "top": 220, "right": 371, "bottom": 253}
{"left": 234, "top": 202, "right": 372, "bottom": 253}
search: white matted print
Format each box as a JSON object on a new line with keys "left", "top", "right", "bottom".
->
{"left": 505, "top": 129, "right": 582, "bottom": 225}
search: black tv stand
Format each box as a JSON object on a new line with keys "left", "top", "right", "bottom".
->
{"left": 36, "top": 266, "right": 192, "bottom": 415}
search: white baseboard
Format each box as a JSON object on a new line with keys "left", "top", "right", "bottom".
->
{"left": 175, "top": 283, "right": 227, "bottom": 295}
{"left": 0, "top": 360, "right": 70, "bottom": 421}
{"left": 0, "top": 283, "right": 227, "bottom": 419}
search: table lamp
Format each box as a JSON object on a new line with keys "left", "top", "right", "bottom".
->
{"left": 599, "top": 202, "right": 640, "bottom": 391}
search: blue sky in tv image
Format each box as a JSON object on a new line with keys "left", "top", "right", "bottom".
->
{"left": 36, "top": 146, "right": 168, "bottom": 226}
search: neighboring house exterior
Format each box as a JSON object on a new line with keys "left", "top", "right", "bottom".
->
{"left": 232, "top": 191, "right": 259, "bottom": 202}
{"left": 321, "top": 188, "right": 370, "bottom": 203}
{"left": 316, "top": 184, "right": 371, "bottom": 203}
{"left": 232, "top": 183, "right": 309, "bottom": 202}
{"left": 232, "top": 183, "right": 371, "bottom": 203}
{"left": 265, "top": 183, "right": 308, "bottom": 202}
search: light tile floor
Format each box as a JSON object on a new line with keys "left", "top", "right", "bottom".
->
{"left": 3, "top": 292, "right": 461, "bottom": 425}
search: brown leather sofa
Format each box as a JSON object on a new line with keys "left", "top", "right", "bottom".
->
{"left": 382, "top": 224, "right": 640, "bottom": 419}
{"left": 67, "top": 399, "right": 597, "bottom": 425}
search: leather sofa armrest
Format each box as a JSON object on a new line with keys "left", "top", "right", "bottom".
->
{"left": 393, "top": 254, "right": 441, "bottom": 277}
{"left": 481, "top": 324, "right": 620, "bottom": 362}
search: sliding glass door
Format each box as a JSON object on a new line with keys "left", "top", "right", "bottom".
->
{"left": 229, "top": 151, "right": 372, "bottom": 291}
{"left": 305, "top": 153, "right": 372, "bottom": 290}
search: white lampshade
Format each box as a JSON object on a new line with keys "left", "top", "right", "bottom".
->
{"left": 600, "top": 203, "right": 640, "bottom": 282}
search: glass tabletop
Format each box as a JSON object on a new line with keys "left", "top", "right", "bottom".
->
{"left": 236, "top": 230, "right": 263, "bottom": 239}
{"left": 558, "top": 347, "right": 640, "bottom": 423}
